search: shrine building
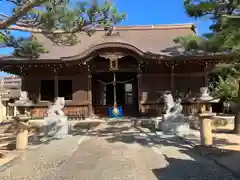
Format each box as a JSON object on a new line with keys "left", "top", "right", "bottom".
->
{"left": 0, "top": 24, "right": 225, "bottom": 118}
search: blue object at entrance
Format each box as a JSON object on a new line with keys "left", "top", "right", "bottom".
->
{"left": 108, "top": 106, "right": 123, "bottom": 118}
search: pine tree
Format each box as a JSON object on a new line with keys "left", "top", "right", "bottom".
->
{"left": 212, "top": 76, "right": 238, "bottom": 102}
{"left": 175, "top": 0, "right": 240, "bottom": 133}
{"left": 175, "top": 0, "right": 240, "bottom": 55}
{"left": 0, "top": 0, "right": 126, "bottom": 57}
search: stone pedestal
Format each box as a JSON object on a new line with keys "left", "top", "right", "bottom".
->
{"left": 199, "top": 113, "right": 216, "bottom": 147}
{"left": 161, "top": 120, "right": 190, "bottom": 136}
{"left": 15, "top": 116, "right": 30, "bottom": 150}
{"left": 44, "top": 116, "right": 69, "bottom": 139}
{"left": 155, "top": 116, "right": 162, "bottom": 129}
{"left": 162, "top": 114, "right": 190, "bottom": 135}
{"left": 43, "top": 97, "right": 69, "bottom": 139}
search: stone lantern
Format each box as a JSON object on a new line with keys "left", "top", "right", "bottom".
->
{"left": 10, "top": 91, "right": 34, "bottom": 150}
{"left": 198, "top": 87, "right": 216, "bottom": 147}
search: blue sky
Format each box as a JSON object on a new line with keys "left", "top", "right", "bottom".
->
{"left": 115, "top": 0, "right": 212, "bottom": 35}
{"left": 0, "top": 0, "right": 211, "bottom": 76}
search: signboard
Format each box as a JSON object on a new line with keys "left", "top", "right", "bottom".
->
{"left": 125, "top": 84, "right": 132, "bottom": 92}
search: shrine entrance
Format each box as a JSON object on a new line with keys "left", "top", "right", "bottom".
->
{"left": 105, "top": 83, "right": 125, "bottom": 106}
{"left": 92, "top": 72, "right": 139, "bottom": 117}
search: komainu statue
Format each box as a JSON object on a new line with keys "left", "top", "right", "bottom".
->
{"left": 47, "top": 97, "right": 65, "bottom": 117}
{"left": 163, "top": 92, "right": 175, "bottom": 114}
{"left": 161, "top": 91, "right": 190, "bottom": 135}
{"left": 163, "top": 92, "right": 183, "bottom": 121}
{"left": 44, "top": 97, "right": 69, "bottom": 139}
{"left": 19, "top": 91, "right": 28, "bottom": 100}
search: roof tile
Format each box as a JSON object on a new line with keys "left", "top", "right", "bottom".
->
{"left": 32, "top": 23, "right": 196, "bottom": 60}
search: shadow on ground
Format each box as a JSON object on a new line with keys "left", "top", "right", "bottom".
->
{"left": 1, "top": 119, "right": 240, "bottom": 179}
{"left": 74, "top": 120, "right": 240, "bottom": 179}
{"left": 151, "top": 144, "right": 240, "bottom": 179}
{"left": 152, "top": 155, "right": 238, "bottom": 179}
{"left": 81, "top": 122, "right": 238, "bottom": 149}
{"left": 0, "top": 121, "right": 103, "bottom": 151}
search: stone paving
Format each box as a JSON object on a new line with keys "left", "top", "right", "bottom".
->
{"left": 138, "top": 127, "right": 238, "bottom": 180}
{"left": 176, "top": 124, "right": 240, "bottom": 176}
{"left": 53, "top": 134, "right": 163, "bottom": 180}
{"left": 54, "top": 122, "right": 237, "bottom": 180}
{"left": 0, "top": 135, "right": 82, "bottom": 180}
{"left": 0, "top": 121, "right": 238, "bottom": 180}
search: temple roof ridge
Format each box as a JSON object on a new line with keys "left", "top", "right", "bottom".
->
{"left": 113, "top": 23, "right": 195, "bottom": 31}
{"left": 93, "top": 23, "right": 196, "bottom": 32}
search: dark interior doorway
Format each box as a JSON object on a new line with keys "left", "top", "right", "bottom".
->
{"left": 116, "top": 83, "right": 125, "bottom": 105}
{"left": 92, "top": 72, "right": 139, "bottom": 117}
{"left": 106, "top": 84, "right": 113, "bottom": 105}
{"left": 105, "top": 83, "right": 125, "bottom": 105}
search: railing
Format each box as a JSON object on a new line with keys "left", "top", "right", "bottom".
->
{"left": 29, "top": 103, "right": 202, "bottom": 118}
{"left": 30, "top": 105, "right": 89, "bottom": 120}
{"left": 140, "top": 102, "right": 164, "bottom": 117}
{"left": 140, "top": 102, "right": 200, "bottom": 117}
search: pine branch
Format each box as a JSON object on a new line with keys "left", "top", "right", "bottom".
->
{"left": 0, "top": 0, "right": 126, "bottom": 57}
{"left": 6, "top": 0, "right": 22, "bottom": 6}
{"left": 0, "top": 0, "right": 48, "bottom": 29}
{"left": 6, "top": 24, "right": 99, "bottom": 34}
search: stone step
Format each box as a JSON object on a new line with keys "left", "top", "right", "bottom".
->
{"left": 0, "top": 127, "right": 16, "bottom": 134}
{"left": 0, "top": 152, "right": 20, "bottom": 172}
{"left": 0, "top": 132, "right": 36, "bottom": 150}
{"left": 0, "top": 135, "right": 15, "bottom": 140}
{"left": 0, "top": 122, "right": 17, "bottom": 134}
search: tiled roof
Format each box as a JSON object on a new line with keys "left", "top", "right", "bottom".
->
{"left": 0, "top": 24, "right": 198, "bottom": 62}
{"left": 34, "top": 24, "right": 196, "bottom": 60}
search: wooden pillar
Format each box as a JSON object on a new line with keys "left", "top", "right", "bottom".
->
{"left": 113, "top": 72, "right": 117, "bottom": 108}
{"left": 87, "top": 65, "right": 93, "bottom": 117}
{"left": 204, "top": 62, "right": 209, "bottom": 87}
{"left": 0, "top": 95, "right": 3, "bottom": 123}
{"left": 137, "top": 64, "right": 142, "bottom": 114}
{"left": 54, "top": 75, "right": 59, "bottom": 99}
{"left": 204, "top": 73, "right": 208, "bottom": 87}
{"left": 171, "top": 66, "right": 175, "bottom": 92}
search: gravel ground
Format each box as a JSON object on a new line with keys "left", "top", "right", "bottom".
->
{"left": 54, "top": 123, "right": 237, "bottom": 180}
{"left": 0, "top": 135, "right": 82, "bottom": 180}
{"left": 0, "top": 122, "right": 238, "bottom": 180}
{"left": 53, "top": 134, "right": 164, "bottom": 180}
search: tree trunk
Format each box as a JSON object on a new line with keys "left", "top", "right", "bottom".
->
{"left": 234, "top": 81, "right": 240, "bottom": 134}
{"left": 234, "top": 111, "right": 240, "bottom": 134}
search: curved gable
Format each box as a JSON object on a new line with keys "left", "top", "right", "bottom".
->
{"left": 61, "top": 42, "right": 150, "bottom": 62}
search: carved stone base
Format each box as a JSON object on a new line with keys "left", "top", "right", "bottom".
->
{"left": 16, "top": 125, "right": 29, "bottom": 150}
{"left": 199, "top": 113, "right": 216, "bottom": 147}
{"left": 14, "top": 116, "right": 30, "bottom": 151}
{"left": 161, "top": 121, "right": 190, "bottom": 136}
{"left": 43, "top": 116, "right": 69, "bottom": 139}
{"left": 163, "top": 114, "right": 185, "bottom": 122}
